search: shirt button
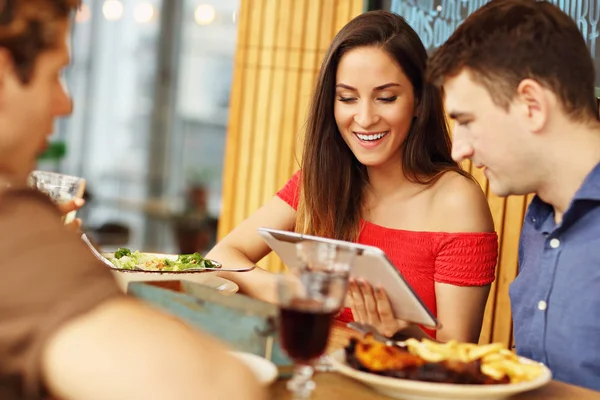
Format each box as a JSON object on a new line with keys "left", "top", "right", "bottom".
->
{"left": 549, "top": 238, "right": 560, "bottom": 249}
{"left": 538, "top": 300, "right": 548, "bottom": 311}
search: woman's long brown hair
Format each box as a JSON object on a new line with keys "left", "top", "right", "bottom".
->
{"left": 296, "top": 10, "right": 470, "bottom": 242}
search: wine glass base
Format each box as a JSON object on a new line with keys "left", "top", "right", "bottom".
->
{"left": 313, "top": 354, "right": 335, "bottom": 372}
{"left": 287, "top": 364, "right": 316, "bottom": 399}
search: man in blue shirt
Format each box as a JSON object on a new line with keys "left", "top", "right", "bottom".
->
{"left": 427, "top": 0, "right": 600, "bottom": 391}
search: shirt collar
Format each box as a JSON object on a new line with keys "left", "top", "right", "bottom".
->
{"left": 527, "top": 195, "right": 554, "bottom": 233}
{"left": 572, "top": 161, "right": 600, "bottom": 202}
{"left": 527, "top": 161, "right": 600, "bottom": 233}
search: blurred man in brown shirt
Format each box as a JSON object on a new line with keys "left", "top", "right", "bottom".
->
{"left": 0, "top": 1, "right": 266, "bottom": 399}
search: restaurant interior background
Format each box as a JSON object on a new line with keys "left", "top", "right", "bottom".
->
{"left": 44, "top": 0, "right": 239, "bottom": 254}
{"left": 38, "top": 0, "right": 600, "bottom": 346}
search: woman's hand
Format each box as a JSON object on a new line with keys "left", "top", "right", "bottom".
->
{"left": 347, "top": 278, "right": 410, "bottom": 337}
{"left": 58, "top": 198, "right": 85, "bottom": 232}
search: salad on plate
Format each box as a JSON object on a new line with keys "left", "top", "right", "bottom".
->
{"left": 108, "top": 248, "right": 221, "bottom": 272}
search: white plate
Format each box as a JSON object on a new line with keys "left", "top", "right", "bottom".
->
{"left": 329, "top": 349, "right": 552, "bottom": 400}
{"left": 102, "top": 252, "right": 224, "bottom": 272}
{"left": 230, "top": 351, "right": 278, "bottom": 386}
{"left": 110, "top": 269, "right": 239, "bottom": 294}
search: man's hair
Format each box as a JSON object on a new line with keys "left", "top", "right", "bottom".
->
{"left": 0, "top": 0, "right": 80, "bottom": 83}
{"left": 427, "top": 0, "right": 598, "bottom": 122}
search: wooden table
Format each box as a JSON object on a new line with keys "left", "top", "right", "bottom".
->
{"left": 270, "top": 321, "right": 600, "bottom": 399}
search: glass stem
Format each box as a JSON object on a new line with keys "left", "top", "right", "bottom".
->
{"left": 287, "top": 364, "right": 316, "bottom": 399}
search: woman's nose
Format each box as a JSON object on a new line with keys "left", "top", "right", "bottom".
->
{"left": 353, "top": 102, "right": 379, "bottom": 128}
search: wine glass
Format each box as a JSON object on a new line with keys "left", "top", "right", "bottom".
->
{"left": 28, "top": 170, "right": 86, "bottom": 224}
{"left": 277, "top": 241, "right": 356, "bottom": 399}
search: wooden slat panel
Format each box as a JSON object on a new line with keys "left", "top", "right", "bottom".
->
{"left": 469, "top": 165, "right": 490, "bottom": 344}
{"left": 302, "top": 2, "right": 325, "bottom": 99}
{"left": 280, "top": 0, "right": 309, "bottom": 182}
{"left": 319, "top": 1, "right": 337, "bottom": 56}
{"left": 470, "top": 166, "right": 487, "bottom": 194}
{"left": 220, "top": 0, "right": 364, "bottom": 271}
{"left": 492, "top": 195, "right": 527, "bottom": 347}
{"left": 335, "top": 0, "right": 352, "bottom": 32}
{"left": 263, "top": 1, "right": 292, "bottom": 205}
{"left": 259, "top": 1, "right": 294, "bottom": 274}
{"left": 247, "top": 0, "right": 279, "bottom": 216}
{"left": 350, "top": 0, "right": 364, "bottom": 16}
{"left": 219, "top": 0, "right": 253, "bottom": 237}
{"left": 302, "top": 2, "right": 323, "bottom": 71}
{"left": 292, "top": 1, "right": 323, "bottom": 179}
{"left": 479, "top": 192, "right": 506, "bottom": 344}
{"left": 231, "top": 0, "right": 265, "bottom": 229}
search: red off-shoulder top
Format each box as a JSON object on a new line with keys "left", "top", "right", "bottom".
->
{"left": 276, "top": 171, "right": 498, "bottom": 338}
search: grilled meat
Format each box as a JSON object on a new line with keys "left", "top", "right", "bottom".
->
{"left": 345, "top": 338, "right": 510, "bottom": 385}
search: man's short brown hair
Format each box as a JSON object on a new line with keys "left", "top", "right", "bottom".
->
{"left": 0, "top": 0, "right": 80, "bottom": 83}
{"left": 427, "top": 0, "right": 598, "bottom": 122}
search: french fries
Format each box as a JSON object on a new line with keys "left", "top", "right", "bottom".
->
{"left": 403, "top": 338, "right": 544, "bottom": 383}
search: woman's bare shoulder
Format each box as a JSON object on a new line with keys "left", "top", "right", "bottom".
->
{"left": 429, "top": 171, "right": 494, "bottom": 233}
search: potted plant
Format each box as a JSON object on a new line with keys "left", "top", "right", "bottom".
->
{"left": 172, "top": 167, "right": 219, "bottom": 254}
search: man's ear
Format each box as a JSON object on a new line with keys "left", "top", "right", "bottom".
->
{"left": 515, "top": 78, "right": 549, "bottom": 133}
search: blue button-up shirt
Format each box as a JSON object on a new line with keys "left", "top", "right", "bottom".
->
{"left": 510, "top": 162, "right": 600, "bottom": 390}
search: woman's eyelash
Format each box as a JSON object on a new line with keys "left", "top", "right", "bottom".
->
{"left": 337, "top": 96, "right": 398, "bottom": 103}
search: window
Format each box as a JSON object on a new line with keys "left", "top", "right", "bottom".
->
{"left": 51, "top": 0, "right": 239, "bottom": 254}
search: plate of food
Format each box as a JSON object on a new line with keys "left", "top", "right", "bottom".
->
{"left": 86, "top": 247, "right": 249, "bottom": 293}
{"left": 329, "top": 335, "right": 552, "bottom": 400}
{"left": 99, "top": 247, "right": 254, "bottom": 273}
{"left": 104, "top": 248, "right": 222, "bottom": 272}
{"left": 109, "top": 269, "right": 240, "bottom": 294}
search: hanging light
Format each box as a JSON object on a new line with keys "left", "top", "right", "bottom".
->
{"left": 133, "top": 2, "right": 156, "bottom": 24}
{"left": 102, "top": 0, "right": 124, "bottom": 21}
{"left": 194, "top": 4, "right": 216, "bottom": 25}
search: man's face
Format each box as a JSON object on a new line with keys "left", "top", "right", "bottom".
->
{"left": 0, "top": 20, "right": 72, "bottom": 183}
{"left": 444, "top": 69, "right": 539, "bottom": 197}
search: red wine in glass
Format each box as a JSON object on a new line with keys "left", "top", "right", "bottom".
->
{"left": 279, "top": 241, "right": 356, "bottom": 399}
{"left": 279, "top": 300, "right": 336, "bottom": 364}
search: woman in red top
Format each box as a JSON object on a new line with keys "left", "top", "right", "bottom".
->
{"left": 210, "top": 11, "right": 498, "bottom": 342}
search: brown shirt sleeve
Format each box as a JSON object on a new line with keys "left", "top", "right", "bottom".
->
{"left": 0, "top": 187, "right": 123, "bottom": 399}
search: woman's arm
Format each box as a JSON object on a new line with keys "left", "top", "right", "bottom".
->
{"left": 207, "top": 196, "right": 296, "bottom": 303}
{"left": 434, "top": 283, "right": 490, "bottom": 342}
{"left": 429, "top": 172, "right": 496, "bottom": 343}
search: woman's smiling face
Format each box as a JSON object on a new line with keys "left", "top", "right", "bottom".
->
{"left": 334, "top": 46, "right": 416, "bottom": 169}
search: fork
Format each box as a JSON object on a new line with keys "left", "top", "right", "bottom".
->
{"left": 80, "top": 233, "right": 254, "bottom": 272}
{"left": 81, "top": 233, "right": 123, "bottom": 268}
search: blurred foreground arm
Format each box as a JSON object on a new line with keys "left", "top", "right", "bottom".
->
{"left": 42, "top": 298, "right": 265, "bottom": 400}
{"left": 0, "top": 187, "right": 265, "bottom": 400}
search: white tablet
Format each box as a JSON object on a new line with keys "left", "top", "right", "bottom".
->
{"left": 258, "top": 227, "right": 440, "bottom": 329}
